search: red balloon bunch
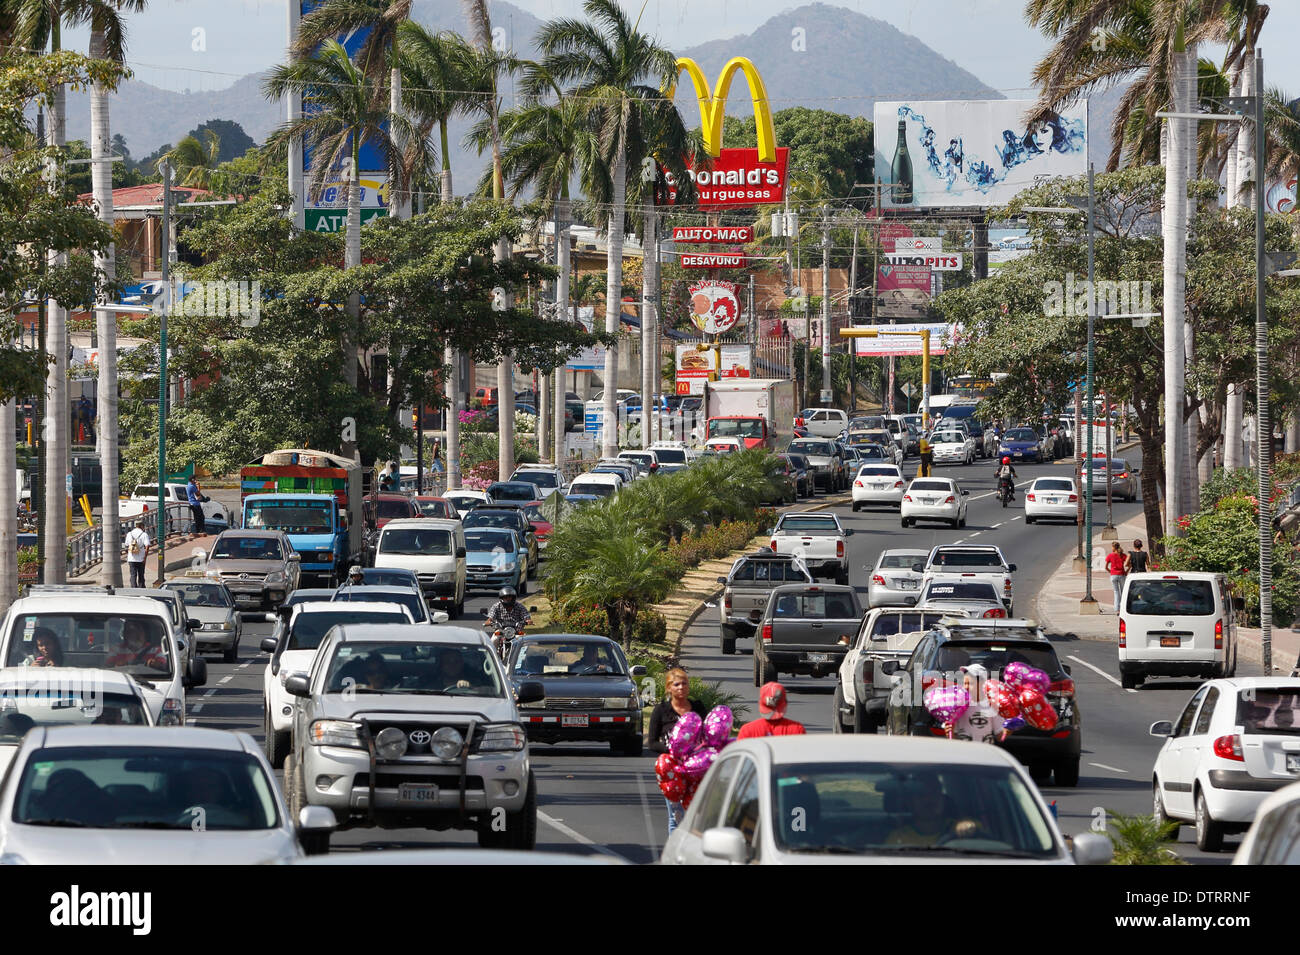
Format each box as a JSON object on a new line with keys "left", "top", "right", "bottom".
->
{"left": 982, "top": 666, "right": 1059, "bottom": 733}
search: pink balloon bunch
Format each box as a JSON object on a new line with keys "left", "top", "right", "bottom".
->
{"left": 656, "top": 706, "right": 735, "bottom": 808}
{"left": 979, "top": 665, "right": 1058, "bottom": 733}
{"left": 924, "top": 686, "right": 971, "bottom": 726}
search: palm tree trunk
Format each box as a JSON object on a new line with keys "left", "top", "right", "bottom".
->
{"left": 44, "top": 17, "right": 68, "bottom": 583}
{"left": 602, "top": 140, "right": 627, "bottom": 459}
{"left": 0, "top": 398, "right": 15, "bottom": 613}
{"left": 90, "top": 26, "right": 121, "bottom": 586}
{"left": 1223, "top": 60, "right": 1251, "bottom": 470}
{"left": 640, "top": 206, "right": 655, "bottom": 450}
{"left": 554, "top": 197, "right": 570, "bottom": 465}
{"left": 439, "top": 120, "right": 453, "bottom": 202}
{"left": 1183, "top": 45, "right": 1200, "bottom": 507}
{"left": 1163, "top": 49, "right": 1192, "bottom": 534}
{"left": 445, "top": 345, "right": 460, "bottom": 490}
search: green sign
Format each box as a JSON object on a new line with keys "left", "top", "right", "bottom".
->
{"left": 305, "top": 208, "right": 387, "bottom": 233}
{"left": 539, "top": 489, "right": 568, "bottom": 526}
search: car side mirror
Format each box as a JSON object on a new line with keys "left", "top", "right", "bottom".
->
{"left": 455, "top": 546, "right": 467, "bottom": 559}
{"left": 288, "top": 552, "right": 301, "bottom": 561}
{"left": 1007, "top": 563, "right": 1017, "bottom": 572}
{"left": 285, "top": 673, "right": 311, "bottom": 698}
{"left": 275, "top": 606, "right": 293, "bottom": 620}
{"left": 630, "top": 665, "right": 647, "bottom": 677}
{"left": 912, "top": 563, "right": 925, "bottom": 573}
{"left": 962, "top": 489, "right": 970, "bottom": 496}
{"left": 516, "top": 680, "right": 545, "bottom": 705}
{"left": 187, "top": 618, "right": 202, "bottom": 631}
{"left": 297, "top": 806, "right": 336, "bottom": 854}
{"left": 1063, "top": 664, "right": 1072, "bottom": 675}
{"left": 1149, "top": 720, "right": 1173, "bottom": 737}
{"left": 260, "top": 637, "right": 278, "bottom": 654}
{"left": 430, "top": 611, "right": 450, "bottom": 624}
{"left": 187, "top": 656, "right": 208, "bottom": 689}
{"left": 879, "top": 661, "right": 900, "bottom": 676}
{"left": 1071, "top": 832, "right": 1113, "bottom": 866}
{"left": 701, "top": 826, "right": 750, "bottom": 864}
{"left": 717, "top": 576, "right": 728, "bottom": 584}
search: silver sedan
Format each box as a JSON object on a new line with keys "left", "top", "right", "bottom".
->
{"left": 866, "top": 549, "right": 930, "bottom": 607}
{"left": 1079, "top": 457, "right": 1138, "bottom": 502}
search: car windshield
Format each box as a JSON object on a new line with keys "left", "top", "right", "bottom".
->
{"left": 378, "top": 528, "right": 452, "bottom": 557}
{"left": 1033, "top": 479, "right": 1075, "bottom": 492}
{"left": 569, "top": 483, "right": 614, "bottom": 498}
{"left": 521, "top": 504, "right": 548, "bottom": 525}
{"left": 416, "top": 500, "right": 452, "bottom": 519}
{"left": 620, "top": 454, "right": 654, "bottom": 467}
{"left": 930, "top": 550, "right": 1005, "bottom": 568}
{"left": 212, "top": 536, "right": 283, "bottom": 561}
{"left": 854, "top": 445, "right": 886, "bottom": 458}
{"left": 376, "top": 500, "right": 415, "bottom": 521}
{"left": 922, "top": 582, "right": 999, "bottom": 601}
{"left": 880, "top": 553, "right": 925, "bottom": 570}
{"left": 464, "top": 512, "right": 522, "bottom": 533}
{"left": 465, "top": 530, "right": 516, "bottom": 553}
{"left": 859, "top": 466, "right": 899, "bottom": 477}
{"left": 910, "top": 481, "right": 953, "bottom": 492}
{"left": 513, "top": 471, "right": 559, "bottom": 489}
{"left": 287, "top": 610, "right": 409, "bottom": 651}
{"left": 0, "top": 687, "right": 149, "bottom": 738}
{"left": 332, "top": 590, "right": 426, "bottom": 623}
{"left": 710, "top": 419, "right": 764, "bottom": 438}
{"left": 5, "top": 614, "right": 174, "bottom": 680}
{"left": 12, "top": 746, "right": 279, "bottom": 830}
{"left": 849, "top": 417, "right": 884, "bottom": 431}
{"left": 359, "top": 569, "right": 417, "bottom": 587}
{"left": 1004, "top": 429, "right": 1038, "bottom": 442}
{"left": 162, "top": 583, "right": 231, "bottom": 608}
{"left": 488, "top": 484, "right": 538, "bottom": 501}
{"left": 651, "top": 448, "right": 687, "bottom": 464}
{"left": 778, "top": 516, "right": 839, "bottom": 533}
{"left": 245, "top": 501, "right": 331, "bottom": 534}
{"left": 512, "top": 641, "right": 626, "bottom": 676}
{"left": 790, "top": 441, "right": 833, "bottom": 455}
{"left": 1236, "top": 689, "right": 1300, "bottom": 735}
{"left": 929, "top": 642, "right": 1060, "bottom": 676}
{"left": 768, "top": 762, "right": 1056, "bottom": 858}
{"left": 324, "top": 642, "right": 503, "bottom": 696}
{"left": 1125, "top": 579, "right": 1215, "bottom": 616}
{"left": 934, "top": 432, "right": 964, "bottom": 443}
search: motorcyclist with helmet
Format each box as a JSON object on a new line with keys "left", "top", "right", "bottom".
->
{"left": 345, "top": 564, "right": 365, "bottom": 586}
{"left": 484, "top": 586, "right": 531, "bottom": 655}
{"left": 995, "top": 456, "right": 1018, "bottom": 501}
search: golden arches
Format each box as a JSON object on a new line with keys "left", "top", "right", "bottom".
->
{"left": 672, "top": 56, "right": 777, "bottom": 163}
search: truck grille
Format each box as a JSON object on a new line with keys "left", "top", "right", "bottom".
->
{"left": 543, "top": 697, "right": 603, "bottom": 710}
{"left": 220, "top": 571, "right": 266, "bottom": 582}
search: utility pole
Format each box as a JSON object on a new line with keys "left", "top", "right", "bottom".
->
{"left": 821, "top": 205, "right": 831, "bottom": 404}
{"left": 1103, "top": 389, "right": 1117, "bottom": 539}
{"left": 1073, "top": 386, "right": 1085, "bottom": 571}
{"left": 1081, "top": 163, "right": 1099, "bottom": 613}
{"left": 156, "top": 161, "right": 172, "bottom": 585}
{"left": 848, "top": 226, "right": 859, "bottom": 412}
{"left": 1251, "top": 50, "right": 1273, "bottom": 673}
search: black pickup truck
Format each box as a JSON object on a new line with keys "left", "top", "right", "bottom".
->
{"left": 716, "top": 550, "right": 813, "bottom": 656}
{"left": 753, "top": 583, "right": 863, "bottom": 686}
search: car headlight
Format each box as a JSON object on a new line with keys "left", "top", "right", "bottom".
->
{"left": 204, "top": 568, "right": 220, "bottom": 580}
{"left": 477, "top": 724, "right": 526, "bottom": 752}
{"left": 265, "top": 571, "right": 285, "bottom": 584}
{"left": 605, "top": 695, "right": 638, "bottom": 710}
{"left": 431, "top": 726, "right": 464, "bottom": 759}
{"left": 435, "top": 572, "right": 454, "bottom": 582}
{"left": 374, "top": 726, "right": 408, "bottom": 759}
{"left": 502, "top": 561, "right": 517, "bottom": 572}
{"left": 309, "top": 719, "right": 364, "bottom": 748}
{"left": 206, "top": 621, "right": 234, "bottom": 631}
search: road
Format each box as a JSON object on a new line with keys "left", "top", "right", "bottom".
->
{"left": 189, "top": 453, "right": 1255, "bottom": 863}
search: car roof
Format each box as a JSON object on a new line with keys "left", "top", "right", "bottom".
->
{"left": 1126, "top": 571, "right": 1221, "bottom": 581}
{"left": 288, "top": 589, "right": 337, "bottom": 602}
{"left": 880, "top": 548, "right": 930, "bottom": 556}
{"left": 1202, "top": 676, "right": 1300, "bottom": 691}
{"left": 380, "top": 518, "right": 460, "bottom": 529}
{"left": 517, "top": 633, "right": 618, "bottom": 646}
{"left": 924, "top": 574, "right": 1000, "bottom": 584}
{"left": 335, "top": 585, "right": 420, "bottom": 596}
{"left": 36, "top": 725, "right": 250, "bottom": 751}
{"left": 0, "top": 666, "right": 142, "bottom": 694}
{"left": 6, "top": 594, "right": 171, "bottom": 617}
{"left": 215, "top": 529, "right": 286, "bottom": 539}
{"left": 728, "top": 735, "right": 1029, "bottom": 768}
{"left": 296, "top": 601, "right": 410, "bottom": 616}
{"left": 331, "top": 623, "right": 490, "bottom": 646}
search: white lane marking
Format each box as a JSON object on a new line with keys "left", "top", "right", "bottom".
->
{"left": 968, "top": 531, "right": 982, "bottom": 536}
{"left": 1066, "top": 654, "right": 1137, "bottom": 693}
{"left": 537, "top": 810, "right": 630, "bottom": 861}
{"left": 190, "top": 703, "right": 203, "bottom": 714}
{"left": 1089, "top": 762, "right": 1129, "bottom": 774}
{"left": 992, "top": 522, "right": 1004, "bottom": 528}
{"left": 237, "top": 663, "right": 250, "bottom": 670}
{"left": 217, "top": 675, "right": 233, "bottom": 684}
{"left": 203, "top": 688, "right": 218, "bottom": 698}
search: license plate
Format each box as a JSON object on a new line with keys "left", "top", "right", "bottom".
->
{"left": 873, "top": 483, "right": 888, "bottom": 490}
{"left": 806, "top": 652, "right": 830, "bottom": 663}
{"left": 920, "top": 497, "right": 936, "bottom": 505}
{"left": 397, "top": 783, "right": 439, "bottom": 804}
{"left": 898, "top": 579, "right": 919, "bottom": 590}
{"left": 562, "top": 714, "right": 589, "bottom": 727}
{"left": 1160, "top": 636, "right": 1181, "bottom": 647}
{"left": 1287, "top": 754, "right": 1300, "bottom": 773}
{"left": 1046, "top": 497, "right": 1060, "bottom": 504}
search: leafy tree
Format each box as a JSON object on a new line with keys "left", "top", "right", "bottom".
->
{"left": 721, "top": 107, "right": 872, "bottom": 201}
{"left": 185, "top": 118, "right": 255, "bottom": 163}
{"left": 164, "top": 129, "right": 220, "bottom": 188}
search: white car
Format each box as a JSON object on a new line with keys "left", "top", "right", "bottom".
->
{"left": 852, "top": 463, "right": 906, "bottom": 511}
{"left": 259, "top": 601, "right": 415, "bottom": 767}
{"left": 1119, "top": 571, "right": 1238, "bottom": 688}
{"left": 866, "top": 548, "right": 930, "bottom": 607}
{"left": 1151, "top": 678, "right": 1300, "bottom": 852}
{"left": 0, "top": 726, "right": 334, "bottom": 863}
{"left": 913, "top": 575, "right": 1008, "bottom": 618}
{"left": 928, "top": 428, "right": 976, "bottom": 466}
{"left": 703, "top": 437, "right": 745, "bottom": 454}
{"left": 1234, "top": 780, "right": 1300, "bottom": 864}
{"left": 660, "top": 736, "right": 1111, "bottom": 865}
{"left": 568, "top": 471, "right": 622, "bottom": 499}
{"left": 1024, "top": 476, "right": 1079, "bottom": 524}
{"left": 900, "top": 477, "right": 969, "bottom": 529}
{"left": 444, "top": 489, "right": 494, "bottom": 513}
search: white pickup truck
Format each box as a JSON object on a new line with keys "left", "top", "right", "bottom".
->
{"left": 921, "top": 544, "right": 1017, "bottom": 615}
{"left": 768, "top": 511, "right": 854, "bottom": 584}
{"left": 119, "top": 483, "right": 233, "bottom": 528}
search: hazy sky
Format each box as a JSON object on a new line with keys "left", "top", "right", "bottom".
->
{"left": 60, "top": 0, "right": 1300, "bottom": 96}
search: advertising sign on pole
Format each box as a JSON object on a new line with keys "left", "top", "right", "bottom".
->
{"left": 681, "top": 252, "right": 747, "bottom": 268}
{"left": 673, "top": 226, "right": 753, "bottom": 243}
{"left": 718, "top": 344, "right": 753, "bottom": 378}
{"left": 851, "top": 322, "right": 956, "bottom": 356}
{"left": 881, "top": 252, "right": 963, "bottom": 271}
{"left": 687, "top": 280, "right": 743, "bottom": 334}
{"left": 875, "top": 263, "right": 932, "bottom": 317}
{"left": 894, "top": 237, "right": 942, "bottom": 252}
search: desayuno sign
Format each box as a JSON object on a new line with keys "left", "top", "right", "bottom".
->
{"left": 663, "top": 57, "right": 789, "bottom": 207}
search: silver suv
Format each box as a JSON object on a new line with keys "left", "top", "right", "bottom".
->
{"left": 283, "top": 623, "right": 544, "bottom": 850}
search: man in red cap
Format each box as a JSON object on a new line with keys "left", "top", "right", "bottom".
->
{"left": 737, "top": 682, "right": 807, "bottom": 738}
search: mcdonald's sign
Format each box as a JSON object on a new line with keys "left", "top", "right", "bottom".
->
{"left": 664, "top": 56, "right": 789, "bottom": 208}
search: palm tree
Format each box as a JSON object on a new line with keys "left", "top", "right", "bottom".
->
{"left": 535, "top": 0, "right": 689, "bottom": 458}
{"left": 396, "top": 23, "right": 481, "bottom": 202}
{"left": 87, "top": 0, "right": 145, "bottom": 588}
{"left": 569, "top": 531, "right": 675, "bottom": 650}
{"left": 163, "top": 129, "right": 220, "bottom": 188}
{"left": 264, "top": 41, "right": 416, "bottom": 399}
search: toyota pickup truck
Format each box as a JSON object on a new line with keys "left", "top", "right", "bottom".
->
{"left": 119, "top": 483, "right": 233, "bottom": 529}
{"left": 715, "top": 550, "right": 814, "bottom": 656}
{"left": 753, "top": 583, "right": 863, "bottom": 686}
{"left": 921, "top": 544, "right": 1018, "bottom": 615}
{"left": 768, "top": 511, "right": 854, "bottom": 583}
{"left": 832, "top": 608, "right": 958, "bottom": 733}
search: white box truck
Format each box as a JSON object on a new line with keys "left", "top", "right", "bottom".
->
{"left": 694, "top": 379, "right": 796, "bottom": 451}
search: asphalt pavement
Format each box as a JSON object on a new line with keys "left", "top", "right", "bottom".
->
{"left": 187, "top": 451, "right": 1256, "bottom": 863}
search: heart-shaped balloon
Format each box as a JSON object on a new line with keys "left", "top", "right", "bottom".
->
{"left": 668, "top": 711, "right": 704, "bottom": 760}
{"left": 1018, "top": 686, "right": 1059, "bottom": 731}
{"left": 984, "top": 679, "right": 1022, "bottom": 719}
{"left": 659, "top": 776, "right": 685, "bottom": 802}
{"left": 682, "top": 746, "right": 718, "bottom": 779}
{"left": 924, "top": 685, "right": 971, "bottom": 725}
{"left": 655, "top": 752, "right": 682, "bottom": 783}
{"left": 703, "top": 705, "right": 734, "bottom": 749}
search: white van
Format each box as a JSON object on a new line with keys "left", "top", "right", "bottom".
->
{"left": 802, "top": 408, "right": 848, "bottom": 439}
{"left": 1119, "top": 571, "right": 1238, "bottom": 688}
{"left": 568, "top": 472, "right": 622, "bottom": 499}
{"left": 372, "top": 518, "right": 467, "bottom": 618}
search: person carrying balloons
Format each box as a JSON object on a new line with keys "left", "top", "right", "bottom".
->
{"left": 649, "top": 668, "right": 708, "bottom": 835}
{"left": 946, "top": 664, "right": 1010, "bottom": 744}
{"left": 737, "top": 682, "right": 806, "bottom": 739}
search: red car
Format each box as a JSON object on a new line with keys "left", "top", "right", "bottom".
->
{"left": 365, "top": 493, "right": 418, "bottom": 529}
{"left": 522, "top": 500, "right": 553, "bottom": 555}
{"left": 414, "top": 495, "right": 460, "bottom": 520}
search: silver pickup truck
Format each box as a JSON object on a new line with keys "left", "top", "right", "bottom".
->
{"left": 716, "top": 550, "right": 814, "bottom": 656}
{"left": 832, "top": 608, "right": 959, "bottom": 733}
{"left": 753, "top": 583, "right": 863, "bottom": 686}
{"left": 922, "top": 544, "right": 1018, "bottom": 615}
{"left": 768, "top": 511, "right": 854, "bottom": 583}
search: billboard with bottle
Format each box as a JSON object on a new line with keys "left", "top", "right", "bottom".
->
{"left": 874, "top": 100, "right": 1088, "bottom": 209}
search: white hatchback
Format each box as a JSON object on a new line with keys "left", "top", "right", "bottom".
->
{"left": 1024, "top": 476, "right": 1079, "bottom": 524}
{"left": 900, "top": 478, "right": 969, "bottom": 529}
{"left": 852, "top": 463, "right": 906, "bottom": 511}
{"left": 929, "top": 429, "right": 975, "bottom": 466}
{"left": 1151, "top": 678, "right": 1300, "bottom": 852}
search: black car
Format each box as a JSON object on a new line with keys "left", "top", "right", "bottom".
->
{"left": 884, "top": 621, "right": 1081, "bottom": 787}
{"left": 461, "top": 506, "right": 539, "bottom": 577}
{"left": 778, "top": 453, "right": 815, "bottom": 498}
{"left": 507, "top": 634, "right": 647, "bottom": 755}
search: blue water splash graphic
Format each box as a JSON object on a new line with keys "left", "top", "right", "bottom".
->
{"left": 898, "top": 105, "right": 1085, "bottom": 196}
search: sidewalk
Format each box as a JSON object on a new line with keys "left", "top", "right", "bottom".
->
{"left": 1033, "top": 513, "right": 1300, "bottom": 674}
{"left": 67, "top": 531, "right": 221, "bottom": 585}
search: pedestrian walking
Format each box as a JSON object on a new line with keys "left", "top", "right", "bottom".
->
{"left": 1105, "top": 540, "right": 1127, "bottom": 613}
{"left": 918, "top": 437, "right": 933, "bottom": 477}
{"left": 125, "top": 519, "right": 151, "bottom": 588}
{"left": 1127, "top": 539, "right": 1148, "bottom": 574}
{"left": 186, "top": 475, "right": 206, "bottom": 536}
{"left": 737, "top": 682, "right": 806, "bottom": 738}
{"left": 648, "top": 667, "right": 708, "bottom": 836}
{"left": 431, "top": 437, "right": 444, "bottom": 474}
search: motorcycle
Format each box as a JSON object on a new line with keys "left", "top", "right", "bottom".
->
{"left": 998, "top": 478, "right": 1014, "bottom": 507}
{"left": 485, "top": 621, "right": 526, "bottom": 662}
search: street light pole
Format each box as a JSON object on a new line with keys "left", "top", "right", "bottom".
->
{"left": 156, "top": 161, "right": 172, "bottom": 585}
{"left": 821, "top": 205, "right": 831, "bottom": 404}
{"left": 1252, "top": 50, "right": 1273, "bottom": 674}
{"left": 1081, "top": 163, "right": 1099, "bottom": 612}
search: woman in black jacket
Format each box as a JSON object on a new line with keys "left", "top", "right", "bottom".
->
{"left": 648, "top": 667, "right": 709, "bottom": 836}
